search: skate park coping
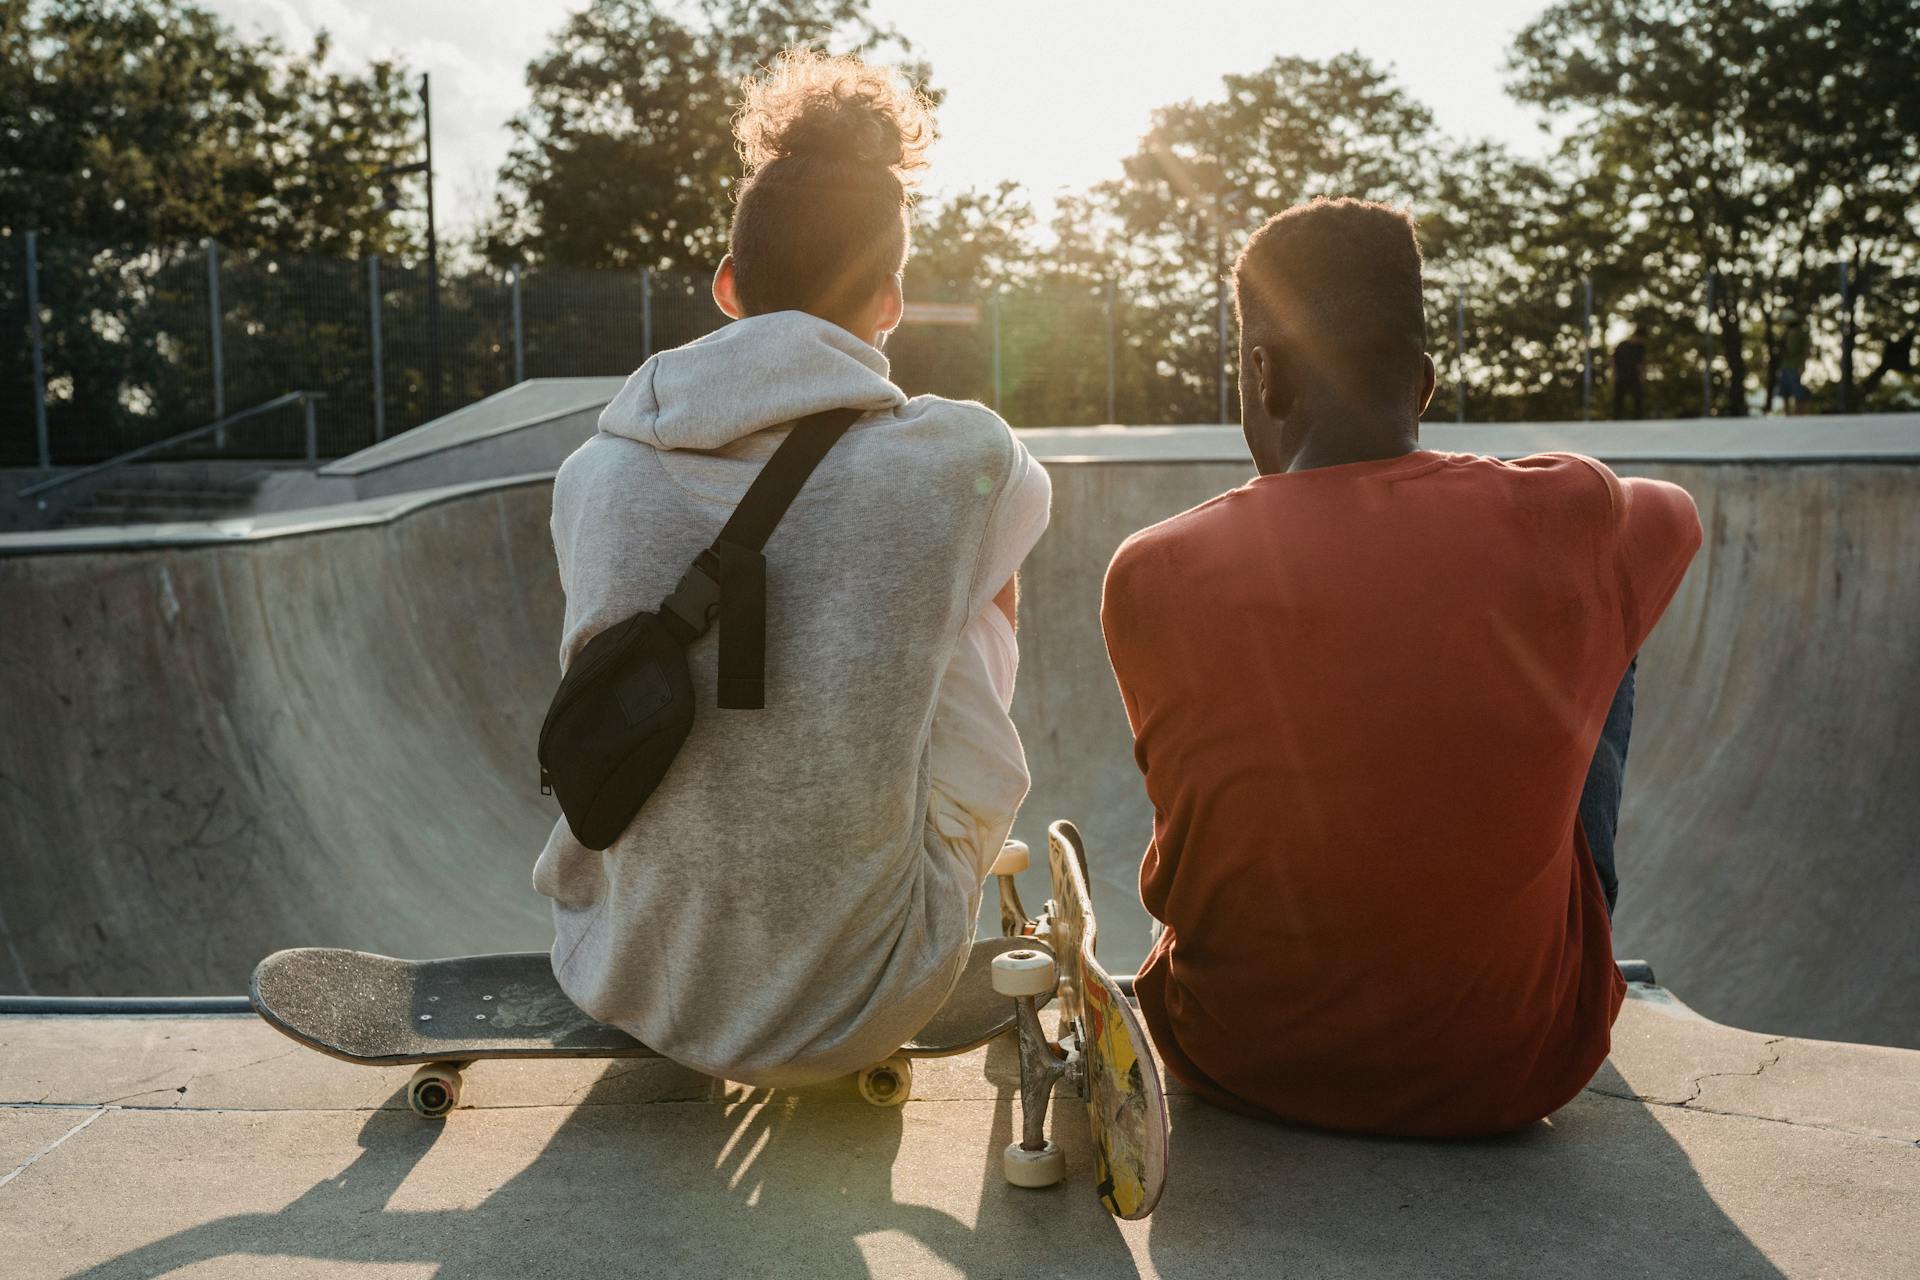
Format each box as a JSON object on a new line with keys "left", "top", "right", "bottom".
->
{"left": 4, "top": 413, "right": 1916, "bottom": 557}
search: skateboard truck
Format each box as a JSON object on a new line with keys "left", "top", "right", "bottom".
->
{"left": 992, "top": 947, "right": 1071, "bottom": 1187}
{"left": 989, "top": 839, "right": 1032, "bottom": 939}
{"left": 985, "top": 840, "right": 1072, "bottom": 1189}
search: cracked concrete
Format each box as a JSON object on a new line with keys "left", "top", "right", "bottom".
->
{"left": 1678, "top": 1035, "right": 1787, "bottom": 1109}
{"left": 1, "top": 986, "right": 1915, "bottom": 1278}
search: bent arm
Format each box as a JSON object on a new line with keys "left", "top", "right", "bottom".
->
{"left": 926, "top": 603, "right": 1030, "bottom": 882}
{"left": 1616, "top": 476, "right": 1703, "bottom": 647}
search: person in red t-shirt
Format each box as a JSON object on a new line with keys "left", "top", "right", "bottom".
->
{"left": 1100, "top": 198, "right": 1701, "bottom": 1138}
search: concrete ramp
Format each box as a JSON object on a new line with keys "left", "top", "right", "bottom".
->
{"left": 0, "top": 422, "right": 1914, "bottom": 1052}
{"left": 0, "top": 481, "right": 566, "bottom": 995}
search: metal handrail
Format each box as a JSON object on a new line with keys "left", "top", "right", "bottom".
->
{"left": 17, "top": 389, "right": 328, "bottom": 502}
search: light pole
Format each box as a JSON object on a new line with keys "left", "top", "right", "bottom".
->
{"left": 377, "top": 73, "right": 440, "bottom": 419}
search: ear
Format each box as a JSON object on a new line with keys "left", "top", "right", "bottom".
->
{"left": 713, "top": 256, "right": 743, "bottom": 320}
{"left": 1416, "top": 352, "right": 1437, "bottom": 417}
{"left": 874, "top": 274, "right": 905, "bottom": 336}
{"left": 1250, "top": 343, "right": 1293, "bottom": 419}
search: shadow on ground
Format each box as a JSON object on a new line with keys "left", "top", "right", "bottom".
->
{"left": 63, "top": 1051, "right": 1781, "bottom": 1279}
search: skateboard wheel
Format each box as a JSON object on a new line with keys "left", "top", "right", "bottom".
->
{"left": 989, "top": 840, "right": 1030, "bottom": 877}
{"left": 1003, "top": 1140, "right": 1065, "bottom": 1188}
{"left": 407, "top": 1063, "right": 463, "bottom": 1118}
{"left": 857, "top": 1056, "right": 913, "bottom": 1107}
{"left": 991, "top": 949, "right": 1056, "bottom": 998}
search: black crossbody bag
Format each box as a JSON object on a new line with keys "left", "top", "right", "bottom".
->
{"left": 537, "top": 406, "right": 861, "bottom": 850}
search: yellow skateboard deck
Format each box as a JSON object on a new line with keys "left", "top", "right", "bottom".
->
{"left": 1043, "top": 820, "right": 1170, "bottom": 1219}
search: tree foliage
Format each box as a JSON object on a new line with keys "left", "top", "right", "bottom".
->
{"left": 5, "top": 0, "right": 1915, "bottom": 466}
{"left": 0, "top": 0, "right": 422, "bottom": 254}
{"left": 0, "top": 0, "right": 428, "bottom": 463}
{"left": 1510, "top": 0, "right": 1920, "bottom": 414}
{"left": 482, "top": 0, "right": 931, "bottom": 272}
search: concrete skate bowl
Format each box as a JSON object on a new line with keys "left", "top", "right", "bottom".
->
{"left": 0, "top": 422, "right": 1914, "bottom": 1053}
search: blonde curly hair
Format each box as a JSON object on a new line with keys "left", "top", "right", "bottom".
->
{"left": 734, "top": 48, "right": 934, "bottom": 184}
{"left": 728, "top": 50, "right": 937, "bottom": 322}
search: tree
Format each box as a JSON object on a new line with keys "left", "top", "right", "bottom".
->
{"left": 483, "top": 0, "right": 932, "bottom": 273}
{"left": 0, "top": 0, "right": 426, "bottom": 462}
{"left": 0, "top": 0, "right": 421, "bottom": 254}
{"left": 1507, "top": 0, "right": 1920, "bottom": 416}
{"left": 1094, "top": 53, "right": 1541, "bottom": 423}
{"left": 1768, "top": 0, "right": 1920, "bottom": 409}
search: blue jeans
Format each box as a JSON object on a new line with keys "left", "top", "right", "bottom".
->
{"left": 1578, "top": 660, "right": 1636, "bottom": 918}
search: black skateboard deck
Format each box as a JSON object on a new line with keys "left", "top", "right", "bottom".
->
{"left": 251, "top": 948, "right": 650, "bottom": 1066}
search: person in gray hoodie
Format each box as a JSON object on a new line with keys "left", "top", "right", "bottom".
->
{"left": 532, "top": 50, "right": 1052, "bottom": 1086}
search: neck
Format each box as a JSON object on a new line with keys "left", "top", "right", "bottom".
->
{"left": 1250, "top": 402, "right": 1420, "bottom": 476}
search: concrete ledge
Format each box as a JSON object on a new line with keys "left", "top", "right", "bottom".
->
{"left": 5, "top": 417, "right": 1915, "bottom": 559}
{"left": 317, "top": 379, "right": 627, "bottom": 480}
{"left": 0, "top": 472, "right": 555, "bottom": 557}
{"left": 1022, "top": 415, "right": 1920, "bottom": 464}
{"left": 2, "top": 988, "right": 1914, "bottom": 1278}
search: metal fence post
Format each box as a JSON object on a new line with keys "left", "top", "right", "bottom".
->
{"left": 303, "top": 394, "right": 318, "bottom": 462}
{"left": 367, "top": 256, "right": 386, "bottom": 442}
{"left": 207, "top": 240, "right": 225, "bottom": 448}
{"left": 1455, "top": 292, "right": 1467, "bottom": 423}
{"left": 25, "top": 231, "right": 50, "bottom": 469}
{"left": 990, "top": 292, "right": 1003, "bottom": 412}
{"left": 510, "top": 264, "right": 526, "bottom": 385}
{"left": 1105, "top": 281, "right": 1117, "bottom": 424}
{"left": 1582, "top": 274, "right": 1593, "bottom": 421}
{"left": 641, "top": 269, "right": 653, "bottom": 361}
{"left": 1215, "top": 288, "right": 1230, "bottom": 423}
{"left": 1701, "top": 270, "right": 1715, "bottom": 417}
{"left": 1837, "top": 259, "right": 1852, "bottom": 413}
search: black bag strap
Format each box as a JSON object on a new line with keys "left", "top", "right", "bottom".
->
{"left": 660, "top": 405, "right": 862, "bottom": 709}
{"left": 716, "top": 407, "right": 861, "bottom": 551}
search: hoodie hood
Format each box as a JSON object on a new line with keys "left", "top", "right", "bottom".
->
{"left": 598, "top": 311, "right": 909, "bottom": 452}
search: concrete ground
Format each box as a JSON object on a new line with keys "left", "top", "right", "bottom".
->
{"left": 2, "top": 985, "right": 1915, "bottom": 1280}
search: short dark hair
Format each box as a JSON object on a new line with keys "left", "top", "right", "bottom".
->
{"left": 1232, "top": 198, "right": 1427, "bottom": 400}
{"left": 729, "top": 51, "right": 933, "bottom": 324}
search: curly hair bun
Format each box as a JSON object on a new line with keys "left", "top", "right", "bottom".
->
{"left": 735, "top": 49, "right": 934, "bottom": 188}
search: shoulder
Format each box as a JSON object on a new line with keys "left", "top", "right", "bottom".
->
{"left": 890, "top": 395, "right": 1019, "bottom": 465}
{"left": 1504, "top": 452, "right": 1696, "bottom": 530}
{"left": 882, "top": 395, "right": 1049, "bottom": 504}
{"left": 1106, "top": 483, "right": 1250, "bottom": 595}
{"left": 1464, "top": 451, "right": 1625, "bottom": 519}
{"left": 552, "top": 431, "right": 658, "bottom": 511}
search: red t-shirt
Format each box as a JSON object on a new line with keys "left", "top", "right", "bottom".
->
{"left": 1101, "top": 450, "right": 1701, "bottom": 1137}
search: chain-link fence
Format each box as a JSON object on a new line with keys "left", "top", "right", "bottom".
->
{"left": 4, "top": 232, "right": 1905, "bottom": 469}
{"left": 5, "top": 235, "right": 1246, "bottom": 467}
{"left": 0, "top": 238, "right": 727, "bottom": 466}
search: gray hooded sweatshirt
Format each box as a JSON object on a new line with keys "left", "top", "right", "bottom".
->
{"left": 533, "top": 311, "right": 1051, "bottom": 1085}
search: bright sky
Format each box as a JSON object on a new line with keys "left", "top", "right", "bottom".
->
{"left": 204, "top": 0, "right": 1559, "bottom": 237}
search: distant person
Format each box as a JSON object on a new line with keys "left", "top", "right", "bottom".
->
{"left": 535, "top": 51, "right": 1050, "bottom": 1085}
{"left": 1100, "top": 198, "right": 1702, "bottom": 1138}
{"left": 1776, "top": 310, "right": 1814, "bottom": 415}
{"left": 1611, "top": 326, "right": 1647, "bottom": 419}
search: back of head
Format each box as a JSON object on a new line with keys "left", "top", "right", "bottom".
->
{"left": 730, "top": 50, "right": 934, "bottom": 326}
{"left": 1233, "top": 198, "right": 1427, "bottom": 407}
